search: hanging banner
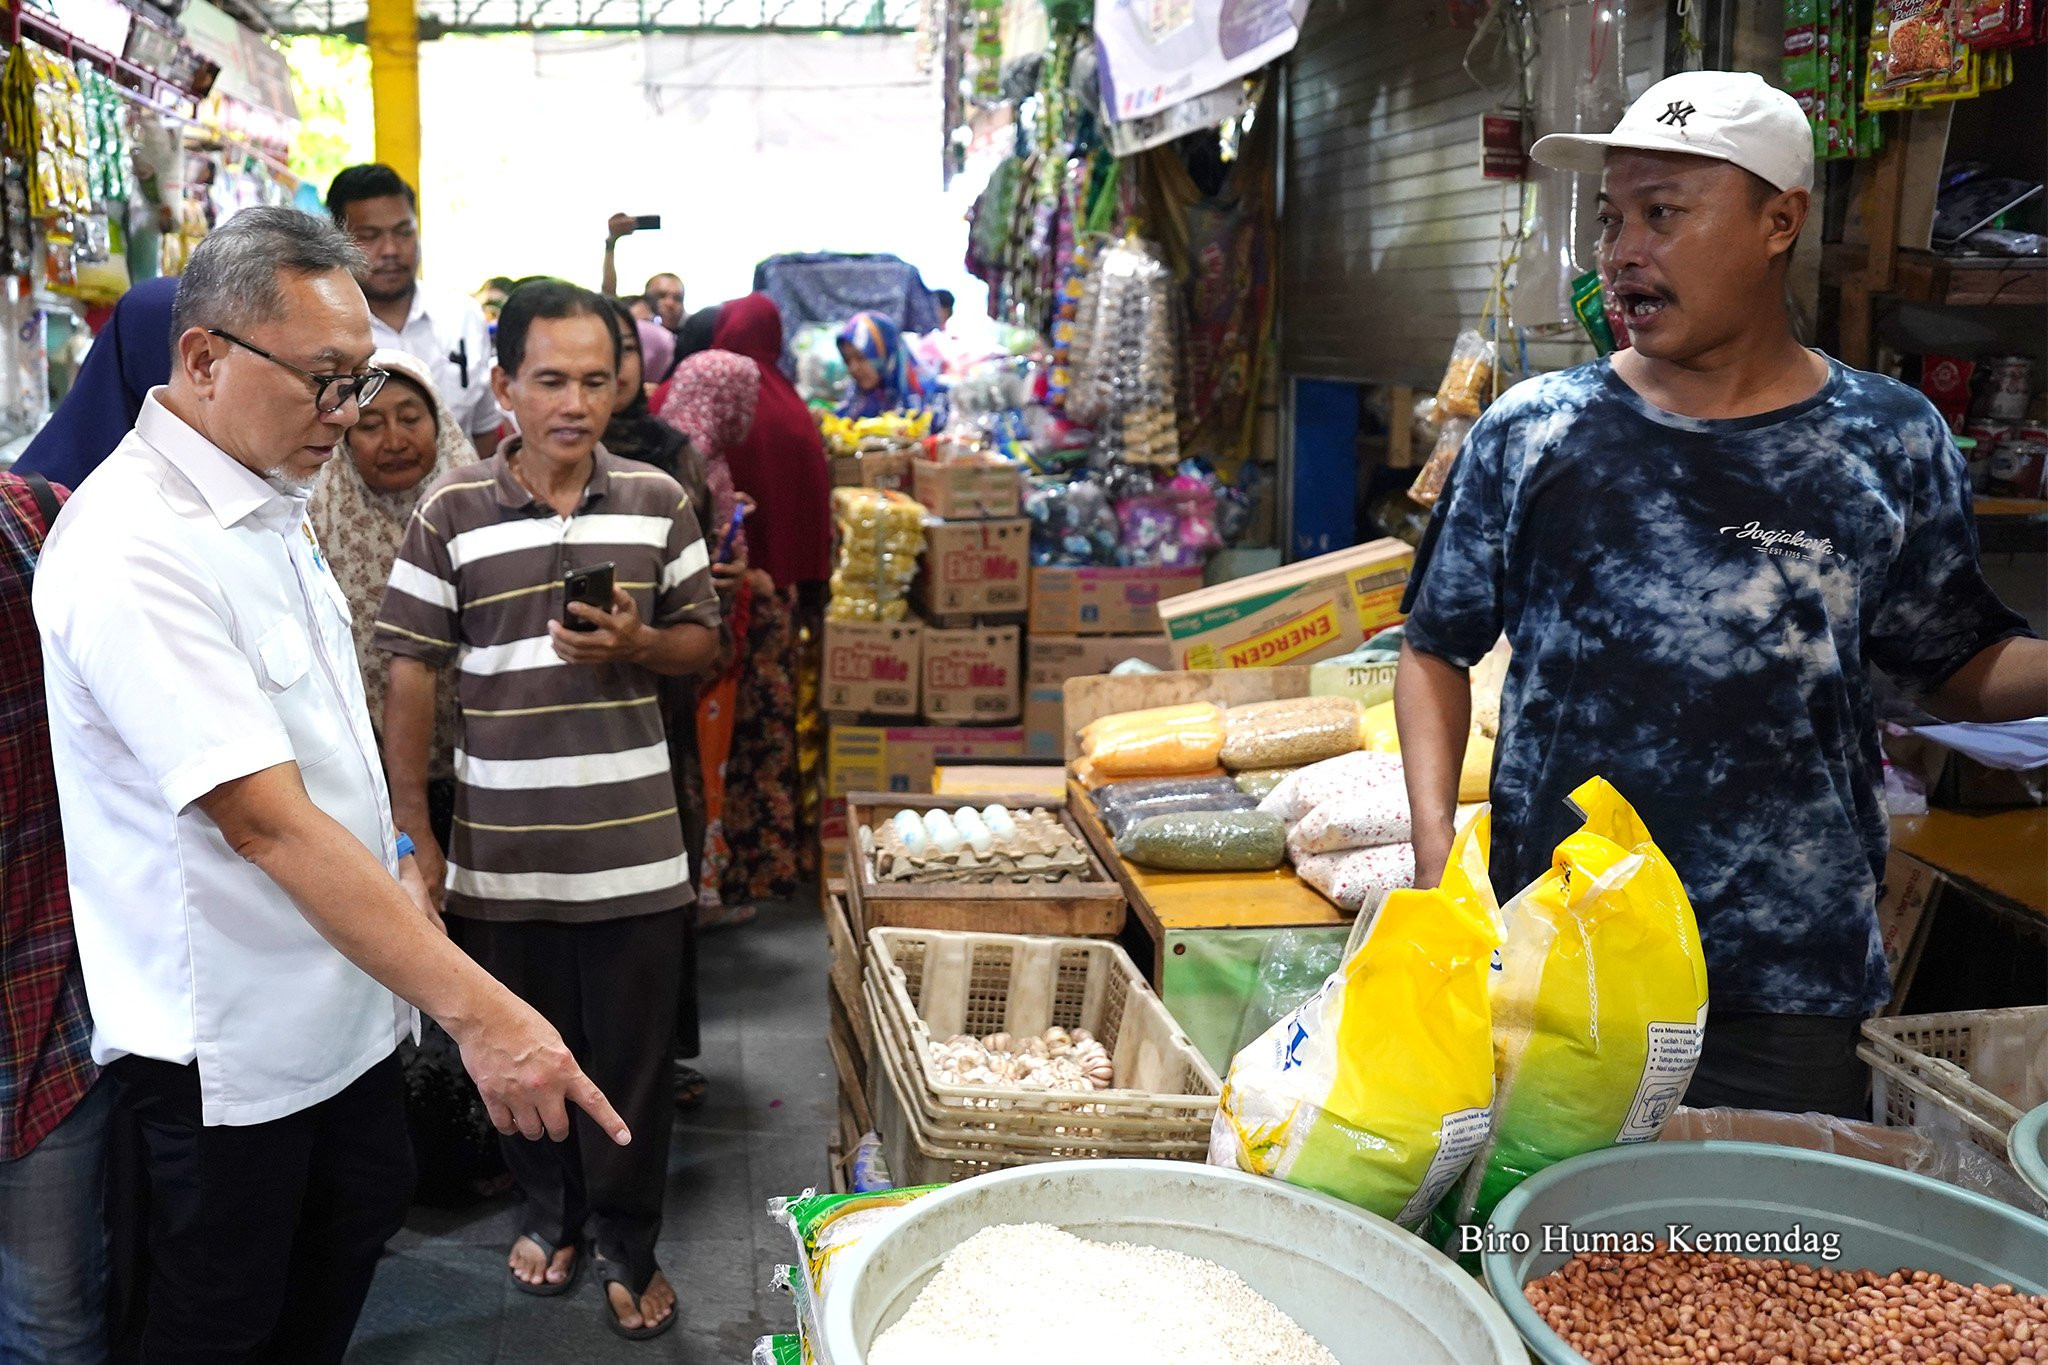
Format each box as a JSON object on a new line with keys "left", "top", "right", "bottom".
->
{"left": 1093, "top": 0, "right": 1308, "bottom": 124}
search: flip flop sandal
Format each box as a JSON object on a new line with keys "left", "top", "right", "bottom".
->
{"left": 674, "top": 1063, "right": 709, "bottom": 1111}
{"left": 594, "top": 1255, "right": 678, "bottom": 1341}
{"left": 507, "top": 1231, "right": 581, "bottom": 1298}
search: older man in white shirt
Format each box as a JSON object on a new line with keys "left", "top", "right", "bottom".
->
{"left": 33, "top": 207, "right": 625, "bottom": 1363}
{"left": 326, "top": 163, "right": 503, "bottom": 457}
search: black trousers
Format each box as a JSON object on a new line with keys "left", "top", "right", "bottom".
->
{"left": 1683, "top": 1011, "right": 1869, "bottom": 1119}
{"left": 109, "top": 1051, "right": 412, "bottom": 1365}
{"left": 461, "top": 909, "right": 686, "bottom": 1293}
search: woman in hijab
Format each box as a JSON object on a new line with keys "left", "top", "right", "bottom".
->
{"left": 308, "top": 351, "right": 498, "bottom": 1204}
{"left": 659, "top": 351, "right": 761, "bottom": 923}
{"left": 601, "top": 298, "right": 690, "bottom": 479}
{"left": 835, "top": 309, "right": 941, "bottom": 420}
{"left": 311, "top": 349, "right": 477, "bottom": 812}
{"left": 637, "top": 316, "right": 677, "bottom": 390}
{"left": 708, "top": 294, "right": 835, "bottom": 904}
{"left": 16, "top": 275, "right": 177, "bottom": 486}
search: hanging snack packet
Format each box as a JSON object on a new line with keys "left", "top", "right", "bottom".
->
{"left": 1435, "top": 776, "right": 1708, "bottom": 1244}
{"left": 1433, "top": 329, "right": 1496, "bottom": 420}
{"left": 1076, "top": 702, "right": 1226, "bottom": 779}
{"left": 1879, "top": 0, "right": 1966, "bottom": 87}
{"left": 1209, "top": 814, "right": 1502, "bottom": 1227}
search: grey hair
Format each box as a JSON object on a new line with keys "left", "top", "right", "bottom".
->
{"left": 169, "top": 206, "right": 368, "bottom": 341}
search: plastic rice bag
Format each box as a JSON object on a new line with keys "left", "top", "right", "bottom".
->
{"left": 1103, "top": 789, "right": 1258, "bottom": 840}
{"left": 1219, "top": 696, "right": 1367, "bottom": 771}
{"left": 1072, "top": 758, "right": 1226, "bottom": 790}
{"left": 1117, "top": 809, "right": 1287, "bottom": 872}
{"left": 1288, "top": 785, "right": 1412, "bottom": 856}
{"left": 1210, "top": 815, "right": 1501, "bottom": 1226}
{"left": 1233, "top": 767, "right": 1298, "bottom": 800}
{"left": 1434, "top": 777, "right": 1708, "bottom": 1244}
{"left": 1294, "top": 842, "right": 1417, "bottom": 913}
{"left": 1091, "top": 775, "right": 1242, "bottom": 816}
{"left": 1077, "top": 703, "right": 1226, "bottom": 779}
{"left": 1260, "top": 751, "right": 1405, "bottom": 826}
{"left": 770, "top": 1186, "right": 944, "bottom": 1365}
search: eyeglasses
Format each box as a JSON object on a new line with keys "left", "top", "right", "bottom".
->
{"left": 209, "top": 330, "right": 389, "bottom": 415}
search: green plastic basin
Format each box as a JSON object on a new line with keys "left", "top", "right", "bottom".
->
{"left": 1480, "top": 1141, "right": 2048, "bottom": 1365}
{"left": 2015, "top": 1103, "right": 2048, "bottom": 1206}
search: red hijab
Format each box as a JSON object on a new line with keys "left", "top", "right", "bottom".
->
{"left": 713, "top": 293, "right": 832, "bottom": 589}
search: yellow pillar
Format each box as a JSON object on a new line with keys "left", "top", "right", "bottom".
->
{"left": 365, "top": 0, "right": 421, "bottom": 195}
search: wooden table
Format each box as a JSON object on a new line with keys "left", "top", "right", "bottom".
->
{"left": 1890, "top": 808, "right": 2048, "bottom": 924}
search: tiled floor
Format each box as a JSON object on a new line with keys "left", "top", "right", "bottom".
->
{"left": 346, "top": 895, "right": 833, "bottom": 1363}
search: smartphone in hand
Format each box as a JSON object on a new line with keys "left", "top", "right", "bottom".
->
{"left": 562, "top": 562, "right": 616, "bottom": 632}
{"left": 633, "top": 214, "right": 662, "bottom": 231}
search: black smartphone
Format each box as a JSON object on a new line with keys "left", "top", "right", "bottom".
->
{"left": 633, "top": 214, "right": 662, "bottom": 231}
{"left": 561, "top": 562, "right": 616, "bottom": 632}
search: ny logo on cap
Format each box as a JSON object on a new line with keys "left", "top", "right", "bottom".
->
{"left": 1657, "top": 100, "right": 1697, "bottom": 128}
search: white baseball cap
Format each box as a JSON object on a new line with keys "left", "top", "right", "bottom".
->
{"left": 1530, "top": 70, "right": 1815, "bottom": 194}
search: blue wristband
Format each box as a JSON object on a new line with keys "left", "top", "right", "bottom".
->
{"left": 395, "top": 832, "right": 416, "bottom": 861}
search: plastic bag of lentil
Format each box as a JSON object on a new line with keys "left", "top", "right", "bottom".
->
{"left": 1232, "top": 767, "right": 1298, "bottom": 800}
{"left": 1433, "top": 776, "right": 1707, "bottom": 1247}
{"left": 1116, "top": 809, "right": 1288, "bottom": 871}
{"left": 1209, "top": 813, "right": 1501, "bottom": 1227}
{"left": 1218, "top": 696, "right": 1366, "bottom": 771}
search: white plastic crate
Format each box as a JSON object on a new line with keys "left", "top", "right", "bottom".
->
{"left": 1860, "top": 1006, "right": 2048, "bottom": 1161}
{"left": 864, "top": 926, "right": 1219, "bottom": 1138}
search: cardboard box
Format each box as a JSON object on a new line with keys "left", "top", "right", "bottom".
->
{"left": 915, "top": 517, "right": 1030, "bottom": 617}
{"left": 920, "top": 626, "right": 1022, "bottom": 722}
{"left": 1024, "top": 634, "right": 1174, "bottom": 757}
{"left": 829, "top": 448, "right": 914, "bottom": 492}
{"left": 1157, "top": 538, "right": 1414, "bottom": 670}
{"left": 911, "top": 456, "right": 1024, "bottom": 519}
{"left": 820, "top": 620, "right": 921, "bottom": 717}
{"left": 1029, "top": 565, "right": 1205, "bottom": 636}
{"left": 826, "top": 724, "right": 1028, "bottom": 797}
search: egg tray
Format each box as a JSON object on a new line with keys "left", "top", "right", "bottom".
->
{"left": 845, "top": 794, "right": 1127, "bottom": 939}
{"left": 861, "top": 806, "right": 1093, "bottom": 886}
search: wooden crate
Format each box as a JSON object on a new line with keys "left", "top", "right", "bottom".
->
{"left": 828, "top": 982, "right": 875, "bottom": 1133}
{"left": 824, "top": 891, "right": 867, "bottom": 1053}
{"left": 845, "top": 792, "right": 1126, "bottom": 938}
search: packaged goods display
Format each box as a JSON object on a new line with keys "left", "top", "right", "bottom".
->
{"left": 1433, "top": 329, "right": 1496, "bottom": 421}
{"left": 859, "top": 805, "right": 1092, "bottom": 884}
{"left": 1436, "top": 777, "right": 1708, "bottom": 1240}
{"left": 1116, "top": 809, "right": 1289, "bottom": 872}
{"left": 1525, "top": 1252, "right": 2048, "bottom": 1364}
{"left": 924, "top": 1026, "right": 1114, "bottom": 1092}
{"left": 828, "top": 488, "right": 926, "bottom": 622}
{"left": 1258, "top": 751, "right": 1406, "bottom": 826}
{"left": 1210, "top": 816, "right": 1502, "bottom": 1226}
{"left": 1065, "top": 237, "right": 1181, "bottom": 469}
{"left": 867, "top": 1224, "right": 1339, "bottom": 1365}
{"left": 1091, "top": 774, "right": 1244, "bottom": 814}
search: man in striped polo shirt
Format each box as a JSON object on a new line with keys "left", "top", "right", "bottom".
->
{"left": 376, "top": 280, "right": 718, "bottom": 1340}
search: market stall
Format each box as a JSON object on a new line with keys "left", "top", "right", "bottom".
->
{"left": 0, "top": 0, "right": 300, "bottom": 460}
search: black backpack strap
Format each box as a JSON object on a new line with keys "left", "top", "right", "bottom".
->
{"left": 20, "top": 471, "right": 60, "bottom": 536}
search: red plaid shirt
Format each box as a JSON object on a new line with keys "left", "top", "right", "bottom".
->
{"left": 0, "top": 472, "right": 94, "bottom": 1160}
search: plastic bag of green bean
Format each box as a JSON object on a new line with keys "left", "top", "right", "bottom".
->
{"left": 1117, "top": 810, "right": 1288, "bottom": 871}
{"left": 1233, "top": 768, "right": 1298, "bottom": 800}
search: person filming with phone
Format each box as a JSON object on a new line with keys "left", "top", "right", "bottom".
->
{"left": 376, "top": 278, "right": 719, "bottom": 1339}
{"left": 601, "top": 212, "right": 683, "bottom": 332}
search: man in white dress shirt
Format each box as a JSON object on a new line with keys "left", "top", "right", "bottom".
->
{"left": 326, "top": 164, "right": 503, "bottom": 457}
{"left": 33, "top": 207, "right": 625, "bottom": 1362}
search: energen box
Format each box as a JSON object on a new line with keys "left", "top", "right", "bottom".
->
{"left": 1156, "top": 538, "right": 1413, "bottom": 670}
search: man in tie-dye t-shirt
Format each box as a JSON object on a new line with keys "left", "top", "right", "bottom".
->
{"left": 1396, "top": 73, "right": 2045, "bottom": 1117}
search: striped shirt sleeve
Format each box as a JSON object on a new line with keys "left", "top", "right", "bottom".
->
{"left": 657, "top": 491, "right": 720, "bottom": 631}
{"left": 374, "top": 500, "right": 461, "bottom": 665}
